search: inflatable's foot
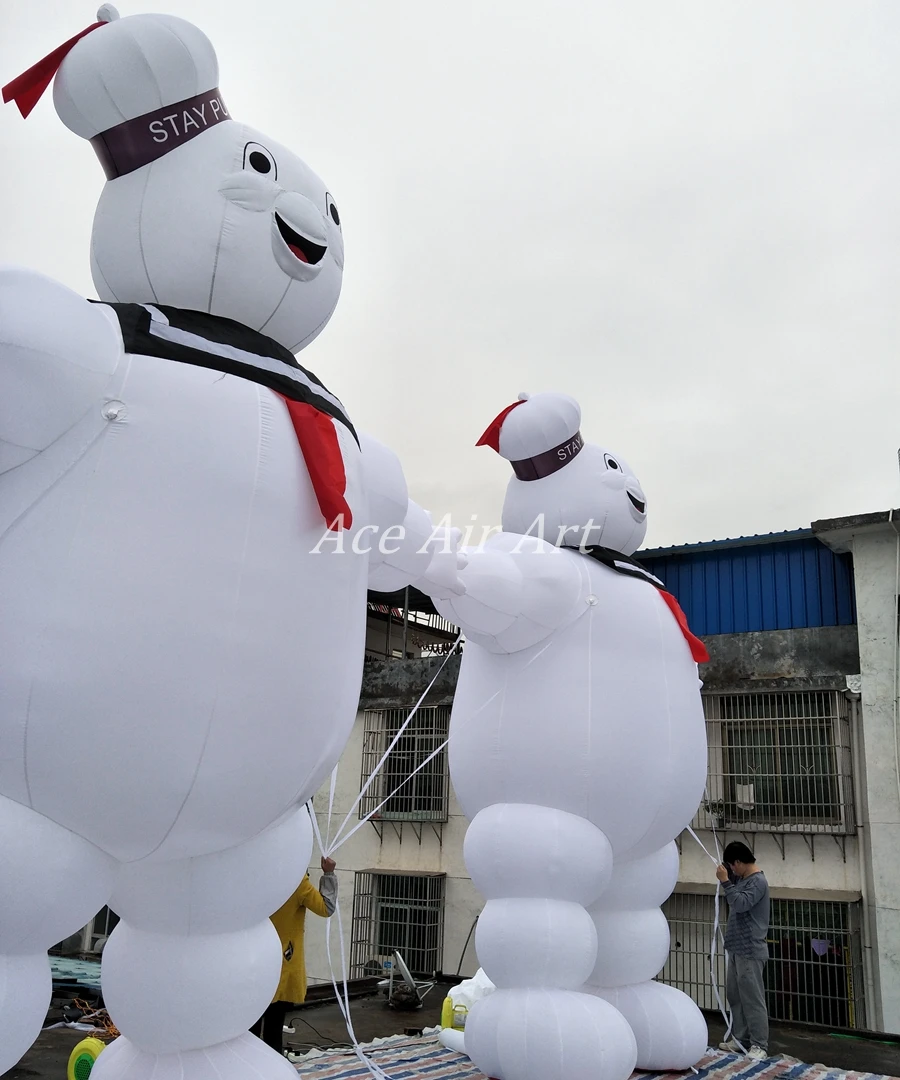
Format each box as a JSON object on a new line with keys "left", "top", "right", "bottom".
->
{"left": 465, "top": 988, "right": 636, "bottom": 1080}
{"left": 587, "top": 980, "right": 708, "bottom": 1071}
{"left": 91, "top": 1033, "right": 298, "bottom": 1080}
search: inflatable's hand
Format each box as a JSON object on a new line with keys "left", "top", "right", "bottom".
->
{"left": 430, "top": 535, "right": 585, "bottom": 653}
{"left": 417, "top": 527, "right": 468, "bottom": 600}
{"left": 0, "top": 267, "right": 121, "bottom": 467}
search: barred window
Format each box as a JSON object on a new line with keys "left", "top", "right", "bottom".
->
{"left": 698, "top": 690, "right": 854, "bottom": 833}
{"left": 360, "top": 707, "right": 450, "bottom": 822}
{"left": 350, "top": 871, "right": 445, "bottom": 979}
{"left": 661, "top": 893, "right": 866, "bottom": 1029}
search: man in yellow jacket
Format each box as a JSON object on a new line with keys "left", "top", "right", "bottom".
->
{"left": 251, "top": 856, "right": 338, "bottom": 1052}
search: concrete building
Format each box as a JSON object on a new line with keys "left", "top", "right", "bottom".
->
{"left": 306, "top": 513, "right": 900, "bottom": 1037}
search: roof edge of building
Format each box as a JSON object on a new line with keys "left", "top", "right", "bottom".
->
{"left": 639, "top": 528, "right": 814, "bottom": 558}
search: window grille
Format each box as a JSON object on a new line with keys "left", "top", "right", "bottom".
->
{"left": 696, "top": 690, "right": 854, "bottom": 834}
{"left": 661, "top": 893, "right": 866, "bottom": 1029}
{"left": 360, "top": 707, "right": 450, "bottom": 822}
{"left": 88, "top": 905, "right": 119, "bottom": 947}
{"left": 50, "top": 905, "right": 120, "bottom": 956}
{"left": 350, "top": 871, "right": 446, "bottom": 979}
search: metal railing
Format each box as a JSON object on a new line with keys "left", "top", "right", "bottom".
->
{"left": 660, "top": 892, "right": 866, "bottom": 1029}
{"left": 359, "top": 707, "right": 450, "bottom": 822}
{"left": 367, "top": 604, "right": 457, "bottom": 635}
{"left": 350, "top": 870, "right": 446, "bottom": 979}
{"left": 694, "top": 690, "right": 855, "bottom": 834}
{"left": 365, "top": 605, "right": 459, "bottom": 660}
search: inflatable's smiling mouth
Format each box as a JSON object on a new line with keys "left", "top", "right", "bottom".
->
{"left": 627, "top": 492, "right": 646, "bottom": 514}
{"left": 275, "top": 213, "right": 326, "bottom": 265}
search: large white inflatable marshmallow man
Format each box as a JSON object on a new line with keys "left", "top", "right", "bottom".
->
{"left": 431, "top": 392, "right": 711, "bottom": 1080}
{"left": 0, "top": 8, "right": 461, "bottom": 1080}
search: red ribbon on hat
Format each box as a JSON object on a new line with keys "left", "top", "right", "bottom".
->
{"left": 3, "top": 21, "right": 106, "bottom": 118}
{"left": 475, "top": 400, "right": 525, "bottom": 452}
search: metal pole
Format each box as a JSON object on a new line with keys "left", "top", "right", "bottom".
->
{"left": 402, "top": 586, "right": 410, "bottom": 659}
{"left": 386, "top": 606, "right": 392, "bottom": 659}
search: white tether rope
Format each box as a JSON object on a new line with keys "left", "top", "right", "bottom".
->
{"left": 304, "top": 625, "right": 738, "bottom": 1072}
{"left": 686, "top": 813, "right": 745, "bottom": 1054}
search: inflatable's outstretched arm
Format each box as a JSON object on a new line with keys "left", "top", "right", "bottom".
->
{"left": 360, "top": 433, "right": 465, "bottom": 598}
{"left": 0, "top": 267, "right": 121, "bottom": 472}
{"left": 431, "top": 534, "right": 584, "bottom": 653}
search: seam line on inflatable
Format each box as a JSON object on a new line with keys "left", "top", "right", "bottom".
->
{"left": 257, "top": 277, "right": 293, "bottom": 336}
{"left": 136, "top": 163, "right": 160, "bottom": 304}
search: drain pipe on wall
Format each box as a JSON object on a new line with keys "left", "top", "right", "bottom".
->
{"left": 890, "top": 503, "right": 900, "bottom": 811}
{"left": 847, "top": 684, "right": 880, "bottom": 1029}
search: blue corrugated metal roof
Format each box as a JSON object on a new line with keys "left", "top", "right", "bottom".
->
{"left": 640, "top": 528, "right": 813, "bottom": 557}
{"left": 638, "top": 536, "right": 856, "bottom": 635}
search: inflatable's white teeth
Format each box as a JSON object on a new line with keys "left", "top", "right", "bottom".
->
{"left": 97, "top": 4, "right": 120, "bottom": 21}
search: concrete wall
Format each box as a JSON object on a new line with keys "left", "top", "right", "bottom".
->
{"left": 361, "top": 624, "right": 859, "bottom": 708}
{"left": 827, "top": 527, "right": 900, "bottom": 1034}
{"left": 701, "top": 625, "right": 859, "bottom": 690}
{"left": 360, "top": 655, "right": 462, "bottom": 709}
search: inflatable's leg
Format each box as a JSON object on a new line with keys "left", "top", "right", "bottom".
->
{"left": 0, "top": 795, "right": 118, "bottom": 1074}
{"left": 92, "top": 807, "right": 312, "bottom": 1080}
{"left": 461, "top": 804, "right": 637, "bottom": 1080}
{"left": 582, "top": 842, "right": 708, "bottom": 1070}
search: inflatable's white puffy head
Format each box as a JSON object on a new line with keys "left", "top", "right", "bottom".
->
{"left": 477, "top": 392, "right": 648, "bottom": 555}
{"left": 51, "top": 7, "right": 342, "bottom": 353}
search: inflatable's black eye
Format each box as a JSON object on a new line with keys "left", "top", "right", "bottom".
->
{"left": 604, "top": 454, "right": 620, "bottom": 471}
{"left": 326, "top": 194, "right": 341, "bottom": 227}
{"left": 243, "top": 142, "right": 277, "bottom": 179}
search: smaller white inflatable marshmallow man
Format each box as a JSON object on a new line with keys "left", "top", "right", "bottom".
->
{"left": 430, "top": 393, "right": 710, "bottom": 1080}
{"left": 0, "top": 9, "right": 460, "bottom": 1080}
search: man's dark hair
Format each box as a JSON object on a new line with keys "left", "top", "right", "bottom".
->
{"left": 722, "top": 841, "right": 755, "bottom": 865}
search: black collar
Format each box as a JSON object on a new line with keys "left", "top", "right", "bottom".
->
{"left": 579, "top": 545, "right": 665, "bottom": 590}
{"left": 93, "top": 301, "right": 357, "bottom": 444}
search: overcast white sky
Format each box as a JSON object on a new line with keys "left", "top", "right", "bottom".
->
{"left": 2, "top": 1, "right": 899, "bottom": 548}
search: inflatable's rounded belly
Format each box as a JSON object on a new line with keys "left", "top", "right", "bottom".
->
{"left": 0, "top": 359, "right": 367, "bottom": 860}
{"left": 448, "top": 573, "right": 707, "bottom": 857}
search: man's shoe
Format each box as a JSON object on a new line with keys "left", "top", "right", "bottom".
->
{"left": 747, "top": 1046, "right": 767, "bottom": 1061}
{"left": 719, "top": 1040, "right": 742, "bottom": 1053}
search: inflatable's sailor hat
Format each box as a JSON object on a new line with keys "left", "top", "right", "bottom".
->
{"left": 477, "top": 391, "right": 584, "bottom": 481}
{"left": 4, "top": 6, "right": 225, "bottom": 179}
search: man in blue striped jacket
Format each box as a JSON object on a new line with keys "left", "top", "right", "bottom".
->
{"left": 716, "top": 842, "right": 771, "bottom": 1061}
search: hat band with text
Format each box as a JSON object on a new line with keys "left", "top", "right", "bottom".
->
{"left": 511, "top": 431, "right": 584, "bottom": 481}
{"left": 90, "top": 88, "right": 230, "bottom": 179}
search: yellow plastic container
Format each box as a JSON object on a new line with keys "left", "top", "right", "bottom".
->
{"left": 440, "top": 995, "right": 469, "bottom": 1030}
{"left": 67, "top": 1038, "right": 106, "bottom": 1080}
